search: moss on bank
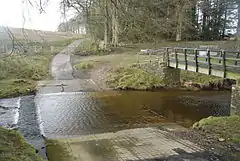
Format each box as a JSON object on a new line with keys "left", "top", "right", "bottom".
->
{"left": 45, "top": 140, "right": 72, "bottom": 161}
{"left": 193, "top": 116, "right": 240, "bottom": 144}
{"left": 107, "top": 67, "right": 164, "bottom": 90}
{"left": 0, "top": 127, "right": 44, "bottom": 161}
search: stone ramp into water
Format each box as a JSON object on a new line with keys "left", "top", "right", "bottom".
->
{"left": 55, "top": 127, "right": 212, "bottom": 161}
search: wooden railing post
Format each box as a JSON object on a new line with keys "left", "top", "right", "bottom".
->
{"left": 222, "top": 50, "right": 226, "bottom": 78}
{"left": 219, "top": 51, "right": 222, "bottom": 64}
{"left": 195, "top": 49, "right": 199, "bottom": 73}
{"left": 184, "top": 48, "right": 188, "bottom": 70}
{"left": 175, "top": 48, "right": 178, "bottom": 68}
{"left": 207, "top": 49, "right": 212, "bottom": 75}
{"left": 137, "top": 51, "right": 140, "bottom": 64}
{"left": 236, "top": 52, "right": 240, "bottom": 66}
{"left": 166, "top": 47, "right": 170, "bottom": 66}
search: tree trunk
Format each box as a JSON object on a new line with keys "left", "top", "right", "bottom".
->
{"left": 237, "top": 1, "right": 240, "bottom": 40}
{"left": 222, "top": 2, "right": 227, "bottom": 39}
{"left": 104, "top": 0, "right": 109, "bottom": 49}
{"left": 111, "top": 0, "right": 119, "bottom": 47}
{"left": 176, "top": 5, "right": 184, "bottom": 41}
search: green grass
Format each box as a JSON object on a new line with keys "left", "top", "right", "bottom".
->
{"left": 107, "top": 67, "right": 164, "bottom": 90}
{"left": 0, "top": 38, "right": 79, "bottom": 98}
{"left": 74, "top": 61, "right": 94, "bottom": 70}
{"left": 45, "top": 140, "right": 72, "bottom": 161}
{"left": 0, "top": 127, "right": 44, "bottom": 161}
{"left": 193, "top": 116, "right": 240, "bottom": 144}
{"left": 0, "top": 54, "right": 53, "bottom": 98}
{"left": 0, "top": 79, "right": 36, "bottom": 98}
{"left": 181, "top": 70, "right": 223, "bottom": 86}
{"left": 0, "top": 55, "right": 52, "bottom": 80}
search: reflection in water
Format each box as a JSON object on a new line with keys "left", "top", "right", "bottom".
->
{"left": 97, "top": 90, "right": 230, "bottom": 127}
{"left": 35, "top": 90, "right": 231, "bottom": 138}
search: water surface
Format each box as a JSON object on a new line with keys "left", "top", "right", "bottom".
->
{"left": 35, "top": 90, "right": 231, "bottom": 138}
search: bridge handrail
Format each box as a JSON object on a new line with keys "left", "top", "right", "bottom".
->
{"left": 138, "top": 47, "right": 240, "bottom": 79}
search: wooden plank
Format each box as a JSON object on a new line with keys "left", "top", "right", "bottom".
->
{"left": 186, "top": 54, "right": 195, "bottom": 57}
{"left": 226, "top": 58, "right": 240, "bottom": 61}
{"left": 226, "top": 64, "right": 240, "bottom": 68}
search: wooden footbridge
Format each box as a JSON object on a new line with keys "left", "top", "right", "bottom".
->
{"left": 139, "top": 47, "right": 240, "bottom": 79}
{"left": 166, "top": 47, "right": 240, "bottom": 79}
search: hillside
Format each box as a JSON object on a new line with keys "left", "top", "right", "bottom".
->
{"left": 0, "top": 26, "right": 81, "bottom": 42}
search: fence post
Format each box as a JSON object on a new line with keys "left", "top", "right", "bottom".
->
{"left": 166, "top": 47, "right": 170, "bottom": 66}
{"left": 194, "top": 49, "right": 199, "bottom": 73}
{"left": 184, "top": 48, "right": 188, "bottom": 70}
{"left": 222, "top": 50, "right": 226, "bottom": 78}
{"left": 236, "top": 52, "right": 240, "bottom": 66}
{"left": 175, "top": 48, "right": 178, "bottom": 68}
{"left": 207, "top": 49, "right": 212, "bottom": 75}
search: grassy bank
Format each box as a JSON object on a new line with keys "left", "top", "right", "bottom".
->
{"left": 107, "top": 67, "right": 164, "bottom": 90}
{"left": 74, "top": 61, "right": 94, "bottom": 70}
{"left": 0, "top": 38, "right": 79, "bottom": 98}
{"left": 45, "top": 140, "right": 72, "bottom": 161}
{"left": 193, "top": 116, "right": 240, "bottom": 144}
{"left": 0, "top": 127, "right": 44, "bottom": 161}
{"left": 0, "top": 54, "right": 53, "bottom": 98}
{"left": 181, "top": 70, "right": 223, "bottom": 87}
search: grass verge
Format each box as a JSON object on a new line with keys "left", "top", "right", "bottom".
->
{"left": 193, "top": 116, "right": 240, "bottom": 144}
{"left": 0, "top": 79, "right": 36, "bottom": 98}
{"left": 45, "top": 139, "right": 72, "bottom": 161}
{"left": 74, "top": 61, "right": 94, "bottom": 70}
{"left": 107, "top": 67, "right": 164, "bottom": 90}
{"left": 0, "top": 127, "right": 44, "bottom": 161}
{"left": 0, "top": 54, "right": 52, "bottom": 98}
{"left": 0, "top": 38, "right": 79, "bottom": 98}
{"left": 181, "top": 70, "right": 223, "bottom": 86}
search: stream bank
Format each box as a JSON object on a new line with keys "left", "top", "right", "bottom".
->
{"left": 0, "top": 96, "right": 46, "bottom": 161}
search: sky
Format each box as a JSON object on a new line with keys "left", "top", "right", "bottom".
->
{"left": 0, "top": 0, "right": 63, "bottom": 31}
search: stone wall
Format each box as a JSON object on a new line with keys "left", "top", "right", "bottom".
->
{"left": 231, "top": 80, "right": 240, "bottom": 115}
{"left": 140, "top": 57, "right": 180, "bottom": 86}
